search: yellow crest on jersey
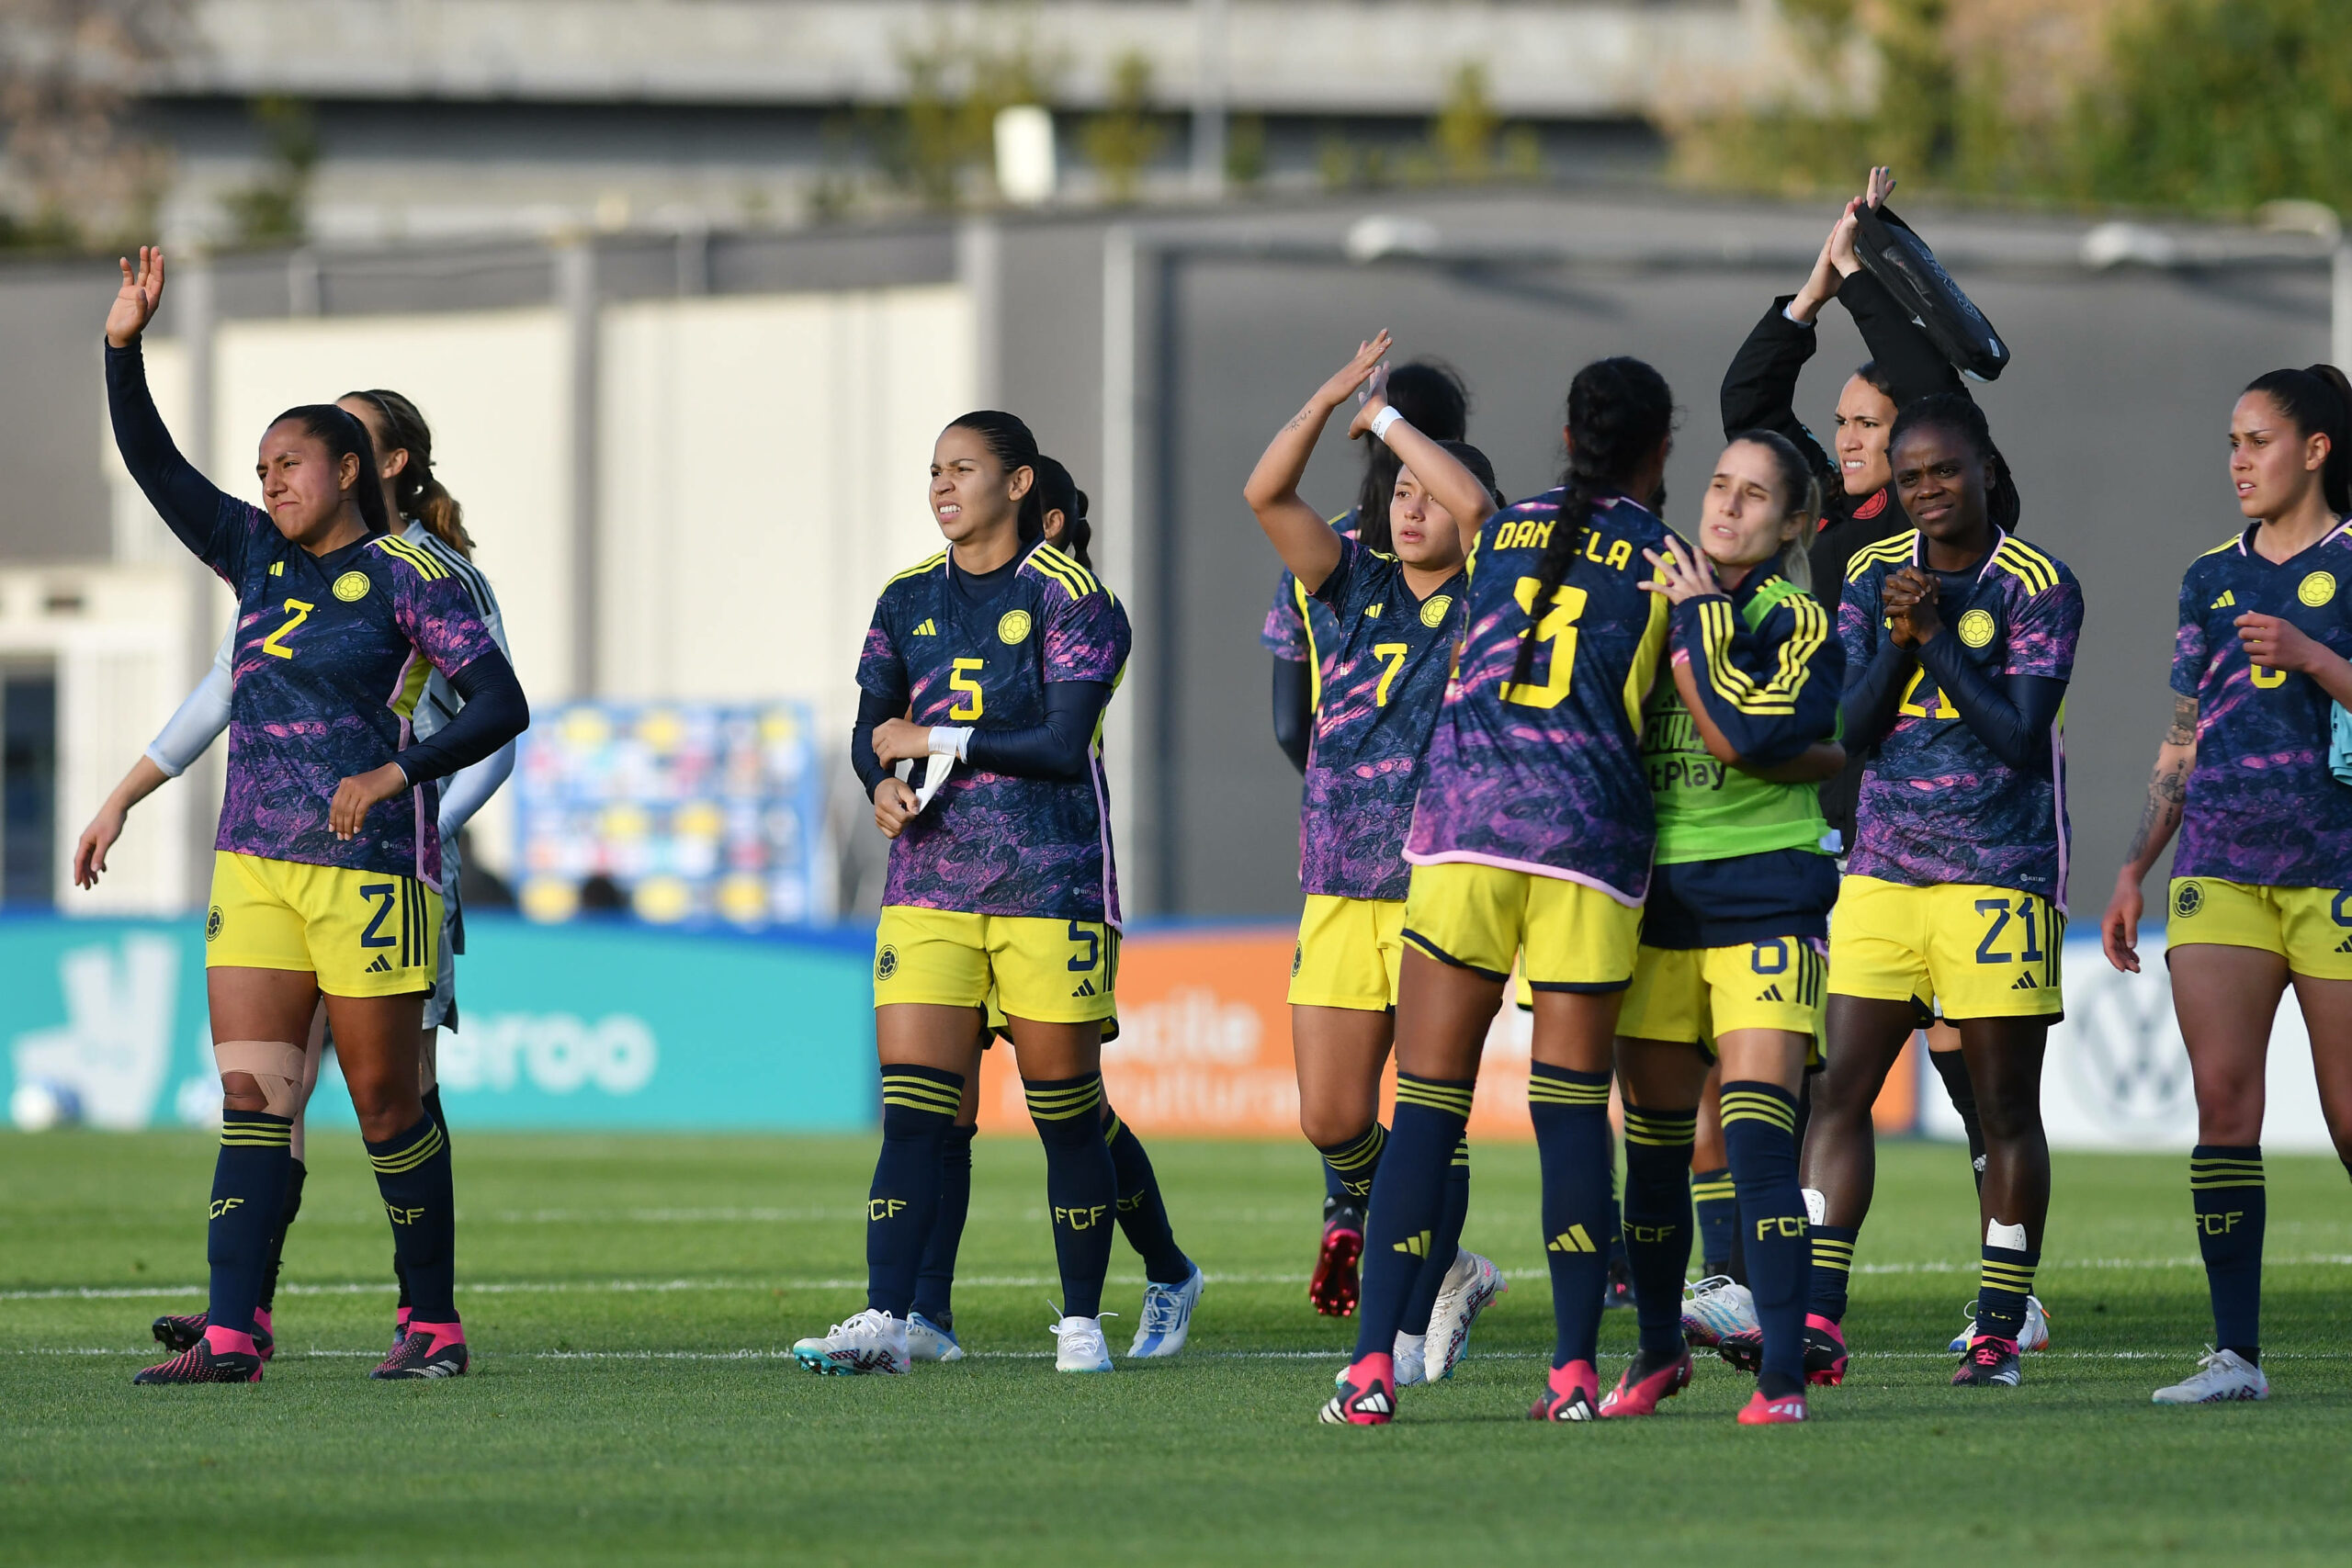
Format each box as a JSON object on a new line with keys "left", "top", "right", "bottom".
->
{"left": 998, "top": 609, "right": 1033, "bottom": 645}
{"left": 2299, "top": 570, "right": 2336, "bottom": 607}
{"left": 1420, "top": 594, "right": 1453, "bottom": 629}
{"left": 333, "top": 570, "right": 370, "bottom": 603}
{"left": 1957, "top": 608, "right": 1996, "bottom": 648}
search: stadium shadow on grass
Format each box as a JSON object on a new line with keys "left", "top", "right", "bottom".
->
{"left": 3, "top": 1132, "right": 2348, "bottom": 1565}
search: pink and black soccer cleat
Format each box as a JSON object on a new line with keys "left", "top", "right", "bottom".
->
{"left": 1736, "top": 1388, "right": 1809, "bottom": 1425}
{"left": 1951, "top": 1335, "right": 2021, "bottom": 1387}
{"left": 134, "top": 1332, "right": 263, "bottom": 1385}
{"left": 373, "top": 1322, "right": 469, "bottom": 1380}
{"left": 1598, "top": 1347, "right": 1694, "bottom": 1418}
{"left": 1803, "top": 1314, "right": 1849, "bottom": 1386}
{"left": 153, "top": 1311, "right": 274, "bottom": 1362}
{"left": 1529, "top": 1359, "right": 1600, "bottom": 1422}
{"left": 1319, "top": 1352, "right": 1396, "bottom": 1425}
{"left": 1309, "top": 1206, "right": 1366, "bottom": 1318}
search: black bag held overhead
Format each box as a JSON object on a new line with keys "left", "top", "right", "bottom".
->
{"left": 1856, "top": 204, "right": 2011, "bottom": 382}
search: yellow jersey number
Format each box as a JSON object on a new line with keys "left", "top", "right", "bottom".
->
{"left": 259, "top": 599, "right": 315, "bottom": 660}
{"left": 1498, "top": 578, "right": 1589, "bottom": 709}
{"left": 949, "top": 658, "right": 985, "bottom": 720}
{"left": 1372, "top": 643, "right": 1408, "bottom": 707}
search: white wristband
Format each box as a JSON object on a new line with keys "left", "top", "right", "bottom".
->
{"left": 1369, "top": 405, "right": 1405, "bottom": 443}
{"left": 928, "top": 726, "right": 972, "bottom": 761}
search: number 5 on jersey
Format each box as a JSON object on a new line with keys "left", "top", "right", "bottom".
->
{"left": 949, "top": 657, "right": 985, "bottom": 720}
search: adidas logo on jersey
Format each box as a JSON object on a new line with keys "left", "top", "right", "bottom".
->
{"left": 2336, "top": 934, "right": 2352, "bottom": 954}
{"left": 1757, "top": 984, "right": 1784, "bottom": 1002}
{"left": 1367, "top": 603, "right": 1384, "bottom": 620}
{"left": 911, "top": 619, "right": 938, "bottom": 636}
{"left": 2211, "top": 591, "right": 2236, "bottom": 610}
{"left": 2010, "top": 972, "right": 2040, "bottom": 990}
{"left": 366, "top": 954, "right": 393, "bottom": 975}
{"left": 1071, "top": 977, "right": 1096, "bottom": 998}
{"left": 1547, "top": 1224, "right": 1598, "bottom": 1254}
{"left": 1394, "top": 1229, "right": 1431, "bottom": 1258}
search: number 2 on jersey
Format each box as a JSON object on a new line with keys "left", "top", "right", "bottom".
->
{"left": 1372, "top": 643, "right": 1408, "bottom": 707}
{"left": 949, "top": 658, "right": 985, "bottom": 720}
{"left": 1499, "top": 577, "right": 1588, "bottom": 709}
{"left": 260, "top": 598, "right": 315, "bottom": 660}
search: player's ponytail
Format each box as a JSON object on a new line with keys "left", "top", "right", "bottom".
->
{"left": 947, "top": 410, "right": 1047, "bottom": 548}
{"left": 1728, "top": 428, "right": 1820, "bottom": 594}
{"left": 1888, "top": 392, "right": 2020, "bottom": 536}
{"left": 346, "top": 388, "right": 472, "bottom": 557}
{"left": 1355, "top": 359, "right": 1470, "bottom": 554}
{"left": 1033, "top": 454, "right": 1095, "bottom": 570}
{"left": 271, "top": 403, "right": 393, "bottom": 537}
{"left": 1510, "top": 356, "right": 1675, "bottom": 691}
{"left": 2245, "top": 365, "right": 2352, "bottom": 516}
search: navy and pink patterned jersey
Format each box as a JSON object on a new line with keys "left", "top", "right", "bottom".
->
{"left": 1403, "top": 489, "right": 1674, "bottom": 904}
{"left": 858, "top": 543, "right": 1130, "bottom": 924}
{"left": 1260, "top": 511, "right": 1359, "bottom": 675}
{"left": 2170, "top": 519, "right": 2352, "bottom": 887}
{"left": 209, "top": 516, "right": 500, "bottom": 886}
{"left": 1841, "top": 528, "right": 2082, "bottom": 905}
{"left": 1298, "top": 538, "right": 1465, "bottom": 900}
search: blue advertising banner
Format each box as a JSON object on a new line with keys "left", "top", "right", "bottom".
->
{"left": 1, "top": 914, "right": 876, "bottom": 1133}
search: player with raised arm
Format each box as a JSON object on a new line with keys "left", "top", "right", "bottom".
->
{"left": 1323, "top": 356, "right": 1676, "bottom": 1426}
{"left": 2104, "top": 365, "right": 2352, "bottom": 1405}
{"left": 1246, "top": 333, "right": 1509, "bottom": 1385}
{"left": 89, "top": 386, "right": 518, "bottom": 1366}
{"left": 105, "top": 249, "right": 527, "bottom": 1384}
{"left": 905, "top": 457, "right": 1204, "bottom": 1367}
{"left": 1614, "top": 432, "right": 1843, "bottom": 1424}
{"left": 1804, "top": 395, "right": 2081, "bottom": 1392}
{"left": 796, "top": 412, "right": 1134, "bottom": 1377}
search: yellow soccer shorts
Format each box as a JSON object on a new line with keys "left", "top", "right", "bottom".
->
{"left": 1618, "top": 939, "right": 1828, "bottom": 1066}
{"left": 1402, "top": 861, "right": 1642, "bottom": 994}
{"left": 2165, "top": 878, "right": 2352, "bottom": 981}
{"left": 874, "top": 906, "right": 1118, "bottom": 1025}
{"left": 1828, "top": 874, "right": 2064, "bottom": 1021}
{"left": 205, "top": 852, "right": 441, "bottom": 998}
{"left": 1289, "top": 895, "right": 1407, "bottom": 1010}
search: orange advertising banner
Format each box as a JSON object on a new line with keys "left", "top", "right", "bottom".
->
{"left": 974, "top": 925, "right": 1920, "bottom": 1141}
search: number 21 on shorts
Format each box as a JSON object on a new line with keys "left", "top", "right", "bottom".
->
{"left": 1974, "top": 895, "right": 2061, "bottom": 989}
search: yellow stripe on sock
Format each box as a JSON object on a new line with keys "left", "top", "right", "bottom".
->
{"left": 1396, "top": 1080, "right": 1475, "bottom": 1117}
{"left": 1526, "top": 1078, "right": 1609, "bottom": 1107}
{"left": 369, "top": 1124, "right": 446, "bottom": 1174}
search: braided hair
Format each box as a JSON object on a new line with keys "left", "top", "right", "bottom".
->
{"left": 1033, "top": 454, "right": 1094, "bottom": 569}
{"left": 344, "top": 388, "right": 470, "bottom": 556}
{"left": 2244, "top": 364, "right": 2352, "bottom": 515}
{"left": 1886, "top": 393, "right": 2020, "bottom": 535}
{"left": 945, "top": 411, "right": 1046, "bottom": 547}
{"left": 1508, "top": 356, "right": 1675, "bottom": 690}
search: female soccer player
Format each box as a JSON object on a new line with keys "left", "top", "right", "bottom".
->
{"left": 84, "top": 386, "right": 515, "bottom": 1363}
{"left": 2103, "top": 364, "right": 2352, "bottom": 1405}
{"left": 1245, "top": 333, "right": 1509, "bottom": 1387}
{"left": 796, "top": 412, "right": 1134, "bottom": 1377}
{"left": 106, "top": 247, "right": 526, "bottom": 1384}
{"left": 905, "top": 457, "right": 1203, "bottom": 1367}
{"left": 1804, "top": 394, "right": 2081, "bottom": 1392}
{"left": 1322, "top": 355, "right": 1678, "bottom": 1426}
{"left": 1609, "top": 432, "right": 1844, "bottom": 1424}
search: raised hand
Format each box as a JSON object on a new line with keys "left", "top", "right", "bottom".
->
{"left": 1638, "top": 535, "right": 1724, "bottom": 604}
{"left": 1827, "top": 197, "right": 1865, "bottom": 278}
{"left": 1865, "top": 164, "right": 1896, "bottom": 209}
{"left": 106, "top": 246, "right": 166, "bottom": 348}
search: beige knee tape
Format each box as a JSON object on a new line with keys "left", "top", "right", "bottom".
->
{"left": 215, "top": 1039, "right": 310, "bottom": 1119}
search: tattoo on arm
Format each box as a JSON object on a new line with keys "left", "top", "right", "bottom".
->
{"left": 2165, "top": 694, "right": 2197, "bottom": 746}
{"left": 2123, "top": 694, "right": 2198, "bottom": 865}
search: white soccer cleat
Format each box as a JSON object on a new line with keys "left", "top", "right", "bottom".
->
{"left": 1944, "top": 1294, "right": 2052, "bottom": 1354}
{"left": 906, "top": 1311, "right": 964, "bottom": 1363}
{"left": 791, "top": 1308, "right": 910, "bottom": 1376}
{"left": 1050, "top": 1311, "right": 1114, "bottom": 1372}
{"left": 1679, "top": 1275, "right": 1759, "bottom": 1348}
{"left": 1393, "top": 1331, "right": 1429, "bottom": 1388}
{"left": 2153, "top": 1348, "right": 2268, "bottom": 1405}
{"left": 1128, "top": 1265, "right": 1204, "bottom": 1359}
{"left": 1424, "top": 1250, "right": 1508, "bottom": 1381}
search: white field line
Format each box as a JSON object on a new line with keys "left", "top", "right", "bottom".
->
{"left": 8, "top": 1254, "right": 2350, "bottom": 1306}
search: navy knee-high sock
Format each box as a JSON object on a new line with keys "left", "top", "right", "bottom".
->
{"left": 1530, "top": 1064, "right": 1613, "bottom": 1370}
{"left": 1722, "top": 1081, "right": 1809, "bottom": 1398}
{"left": 2191, "top": 1144, "right": 2265, "bottom": 1363}
{"left": 1622, "top": 1107, "right": 1698, "bottom": 1358}
{"left": 1691, "top": 1166, "right": 1736, "bottom": 1277}
{"left": 910, "top": 1122, "right": 977, "bottom": 1328}
{"left": 368, "top": 1113, "right": 457, "bottom": 1326}
{"left": 1353, "top": 1076, "right": 1473, "bottom": 1361}
{"left": 257, "top": 1156, "right": 306, "bottom": 1317}
{"left": 208, "top": 1111, "right": 293, "bottom": 1345}
{"left": 865, "top": 1066, "right": 962, "bottom": 1318}
{"left": 1930, "top": 1049, "right": 1986, "bottom": 1193}
{"left": 1105, "top": 1106, "right": 1193, "bottom": 1284}
{"left": 1401, "top": 1136, "right": 1471, "bottom": 1337}
{"left": 1027, "top": 1074, "right": 1117, "bottom": 1320}
{"left": 1317, "top": 1123, "right": 1386, "bottom": 1207}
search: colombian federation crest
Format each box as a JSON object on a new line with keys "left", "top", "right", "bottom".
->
{"left": 2299, "top": 570, "right": 2336, "bottom": 608}
{"left": 998, "top": 609, "right": 1033, "bottom": 645}
{"left": 333, "top": 570, "right": 371, "bottom": 603}
{"left": 1419, "top": 594, "right": 1453, "bottom": 629}
{"left": 1957, "top": 608, "right": 1996, "bottom": 648}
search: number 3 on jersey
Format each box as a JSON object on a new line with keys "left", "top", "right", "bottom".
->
{"left": 1500, "top": 577, "right": 1588, "bottom": 709}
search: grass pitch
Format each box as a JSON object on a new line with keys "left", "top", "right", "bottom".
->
{"left": 3, "top": 1130, "right": 2349, "bottom": 1566}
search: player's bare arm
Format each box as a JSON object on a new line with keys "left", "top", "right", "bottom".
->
{"left": 2102, "top": 692, "right": 2199, "bottom": 973}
